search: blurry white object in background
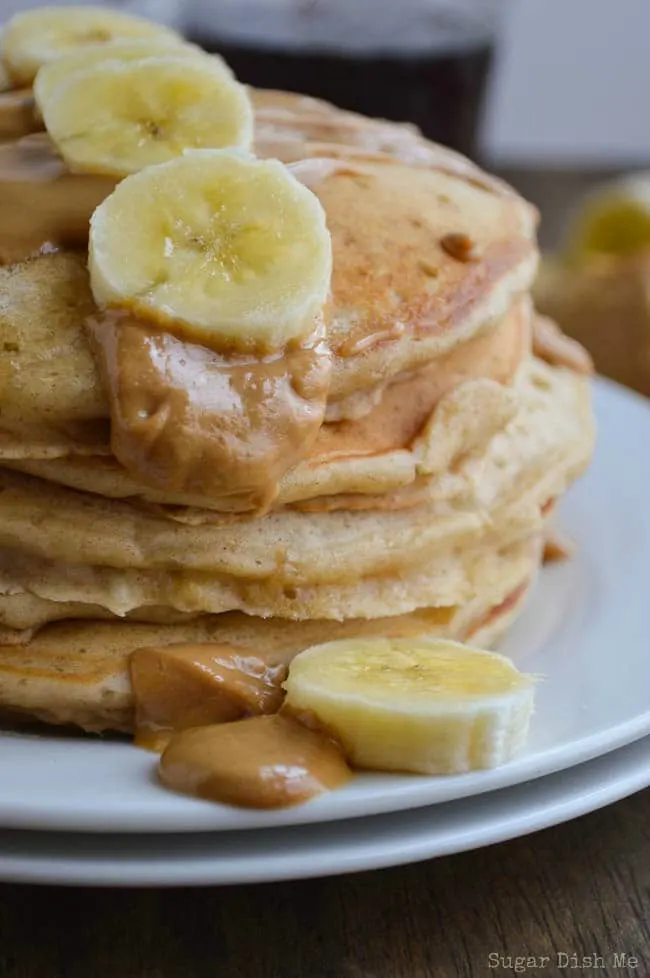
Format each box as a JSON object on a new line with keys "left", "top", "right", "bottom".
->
{"left": 185, "top": 0, "right": 507, "bottom": 55}
{"left": 0, "top": 0, "right": 183, "bottom": 29}
{"left": 481, "top": 0, "right": 650, "bottom": 167}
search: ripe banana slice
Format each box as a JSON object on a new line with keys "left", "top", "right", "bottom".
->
{"left": 89, "top": 150, "right": 332, "bottom": 349}
{"left": 0, "top": 5, "right": 182, "bottom": 86}
{"left": 38, "top": 55, "right": 253, "bottom": 177}
{"left": 565, "top": 172, "right": 650, "bottom": 264}
{"left": 283, "top": 638, "right": 535, "bottom": 775}
{"left": 34, "top": 39, "right": 232, "bottom": 108}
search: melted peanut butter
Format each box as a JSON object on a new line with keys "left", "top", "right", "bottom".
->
{"left": 158, "top": 714, "right": 352, "bottom": 809}
{"left": 307, "top": 303, "right": 529, "bottom": 466}
{"left": 130, "top": 643, "right": 287, "bottom": 752}
{"left": 543, "top": 529, "right": 574, "bottom": 563}
{"left": 0, "top": 133, "right": 115, "bottom": 264}
{"left": 86, "top": 311, "right": 332, "bottom": 508}
{"left": 338, "top": 321, "right": 406, "bottom": 358}
{"left": 0, "top": 89, "right": 40, "bottom": 142}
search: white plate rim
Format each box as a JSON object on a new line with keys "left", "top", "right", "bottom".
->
{"left": 0, "top": 734, "right": 648, "bottom": 886}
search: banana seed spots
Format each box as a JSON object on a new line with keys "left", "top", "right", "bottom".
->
{"left": 76, "top": 28, "right": 113, "bottom": 44}
{"left": 139, "top": 119, "right": 164, "bottom": 143}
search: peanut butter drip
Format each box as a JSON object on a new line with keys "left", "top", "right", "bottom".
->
{"left": 86, "top": 311, "right": 331, "bottom": 509}
{"left": 0, "top": 133, "right": 115, "bottom": 264}
{"left": 130, "top": 642, "right": 288, "bottom": 753}
{"left": 0, "top": 90, "right": 40, "bottom": 143}
{"left": 159, "top": 714, "right": 352, "bottom": 809}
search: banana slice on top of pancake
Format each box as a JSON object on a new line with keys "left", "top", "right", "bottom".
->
{"left": 283, "top": 637, "right": 536, "bottom": 774}
{"left": 564, "top": 172, "right": 650, "bottom": 264}
{"left": 0, "top": 4, "right": 183, "bottom": 86}
{"left": 34, "top": 38, "right": 232, "bottom": 107}
{"left": 36, "top": 54, "right": 252, "bottom": 177}
{"left": 89, "top": 149, "right": 332, "bottom": 349}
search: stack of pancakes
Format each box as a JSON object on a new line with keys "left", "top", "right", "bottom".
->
{"left": 0, "top": 89, "right": 595, "bottom": 733}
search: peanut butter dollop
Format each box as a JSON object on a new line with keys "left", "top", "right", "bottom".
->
{"left": 0, "top": 133, "right": 115, "bottom": 264}
{"left": 130, "top": 642, "right": 288, "bottom": 752}
{"left": 86, "top": 312, "right": 332, "bottom": 509}
{"left": 158, "top": 714, "right": 351, "bottom": 809}
{"left": 0, "top": 89, "right": 40, "bottom": 143}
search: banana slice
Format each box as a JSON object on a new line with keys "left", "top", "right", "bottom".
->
{"left": 565, "top": 173, "right": 650, "bottom": 264}
{"left": 0, "top": 5, "right": 182, "bottom": 86}
{"left": 34, "top": 39, "right": 232, "bottom": 108}
{"left": 37, "top": 55, "right": 253, "bottom": 177}
{"left": 283, "top": 638, "right": 535, "bottom": 775}
{"left": 89, "top": 150, "right": 332, "bottom": 349}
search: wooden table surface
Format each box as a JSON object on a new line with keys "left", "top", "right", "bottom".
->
{"left": 0, "top": 787, "right": 649, "bottom": 977}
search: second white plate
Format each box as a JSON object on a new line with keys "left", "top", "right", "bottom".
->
{"left": 0, "top": 378, "right": 649, "bottom": 833}
{"left": 1, "top": 735, "right": 648, "bottom": 886}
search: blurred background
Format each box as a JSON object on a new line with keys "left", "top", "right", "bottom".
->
{"left": 2, "top": 0, "right": 649, "bottom": 393}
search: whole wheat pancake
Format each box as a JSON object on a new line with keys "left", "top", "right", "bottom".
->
{"left": 0, "top": 359, "right": 594, "bottom": 588}
{"left": 0, "top": 576, "right": 536, "bottom": 733}
{"left": 0, "top": 591, "right": 200, "bottom": 634}
{"left": 1, "top": 302, "right": 530, "bottom": 512}
{"left": 251, "top": 88, "right": 520, "bottom": 201}
{"left": 0, "top": 532, "right": 540, "bottom": 625}
{"left": 0, "top": 141, "right": 537, "bottom": 428}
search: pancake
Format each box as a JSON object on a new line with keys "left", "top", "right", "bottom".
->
{"left": 251, "top": 88, "right": 521, "bottom": 201}
{"left": 1, "top": 300, "right": 530, "bottom": 512}
{"left": 0, "top": 148, "right": 537, "bottom": 429}
{"left": 0, "top": 533, "right": 540, "bottom": 625}
{"left": 0, "top": 591, "right": 201, "bottom": 633}
{"left": 0, "top": 252, "right": 101, "bottom": 422}
{"left": 0, "top": 419, "right": 110, "bottom": 458}
{"left": 0, "top": 360, "right": 594, "bottom": 588}
{"left": 0, "top": 82, "right": 594, "bottom": 743}
{"left": 0, "top": 576, "right": 536, "bottom": 733}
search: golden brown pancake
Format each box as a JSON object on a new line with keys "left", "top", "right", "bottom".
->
{"left": 0, "top": 533, "right": 540, "bottom": 626}
{"left": 0, "top": 150, "right": 537, "bottom": 422}
{"left": 251, "top": 88, "right": 522, "bottom": 202}
{"left": 0, "top": 575, "right": 536, "bottom": 734}
{"left": 0, "top": 360, "right": 594, "bottom": 592}
{"left": 0, "top": 299, "right": 531, "bottom": 511}
{"left": 0, "top": 85, "right": 594, "bottom": 742}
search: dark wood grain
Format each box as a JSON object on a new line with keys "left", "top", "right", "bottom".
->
{"left": 1, "top": 789, "right": 649, "bottom": 978}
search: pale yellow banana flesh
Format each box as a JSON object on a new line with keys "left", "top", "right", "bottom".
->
{"left": 88, "top": 149, "right": 332, "bottom": 349}
{"left": 38, "top": 55, "right": 253, "bottom": 177}
{"left": 0, "top": 5, "right": 183, "bottom": 86}
{"left": 283, "top": 638, "right": 536, "bottom": 775}
{"left": 33, "top": 39, "right": 232, "bottom": 108}
{"left": 565, "top": 174, "right": 650, "bottom": 264}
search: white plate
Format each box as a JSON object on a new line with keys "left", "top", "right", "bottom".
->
{"left": 1, "top": 734, "right": 648, "bottom": 886}
{"left": 1, "top": 378, "right": 649, "bottom": 833}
